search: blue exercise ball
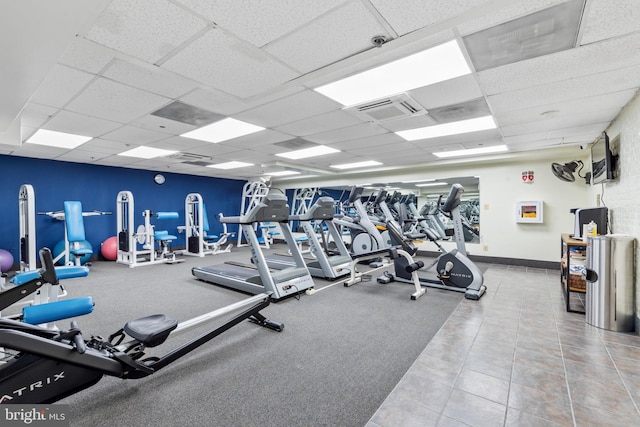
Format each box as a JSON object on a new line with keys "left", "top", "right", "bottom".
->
{"left": 53, "top": 240, "right": 93, "bottom": 266}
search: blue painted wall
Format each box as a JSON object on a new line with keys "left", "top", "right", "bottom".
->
{"left": 0, "top": 155, "right": 246, "bottom": 263}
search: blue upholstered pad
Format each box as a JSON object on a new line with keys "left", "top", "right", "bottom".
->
{"left": 22, "top": 296, "right": 94, "bottom": 325}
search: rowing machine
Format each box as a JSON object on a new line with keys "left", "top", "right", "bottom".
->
{"left": 0, "top": 248, "right": 283, "bottom": 404}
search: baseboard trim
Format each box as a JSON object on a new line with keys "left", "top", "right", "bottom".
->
{"left": 416, "top": 250, "right": 559, "bottom": 270}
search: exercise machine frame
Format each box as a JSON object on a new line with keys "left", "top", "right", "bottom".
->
{"left": 180, "top": 193, "right": 234, "bottom": 257}
{"left": 116, "top": 191, "right": 183, "bottom": 268}
{"left": 382, "top": 184, "right": 486, "bottom": 300}
{"left": 192, "top": 190, "right": 315, "bottom": 300}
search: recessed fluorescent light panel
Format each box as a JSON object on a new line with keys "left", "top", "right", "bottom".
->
{"left": 402, "top": 178, "right": 436, "bottom": 183}
{"left": 26, "top": 129, "right": 92, "bottom": 149}
{"left": 207, "top": 161, "right": 254, "bottom": 170}
{"left": 396, "top": 116, "right": 497, "bottom": 141}
{"left": 433, "top": 145, "right": 508, "bottom": 158}
{"left": 267, "top": 170, "right": 301, "bottom": 177}
{"left": 331, "top": 160, "right": 382, "bottom": 170}
{"left": 314, "top": 40, "right": 471, "bottom": 106}
{"left": 415, "top": 182, "right": 449, "bottom": 187}
{"left": 118, "top": 146, "right": 178, "bottom": 159}
{"left": 276, "top": 145, "right": 340, "bottom": 160}
{"left": 181, "top": 118, "right": 265, "bottom": 143}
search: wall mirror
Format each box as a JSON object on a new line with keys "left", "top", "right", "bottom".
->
{"left": 288, "top": 176, "right": 480, "bottom": 244}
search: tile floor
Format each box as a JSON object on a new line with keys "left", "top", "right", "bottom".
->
{"left": 367, "top": 264, "right": 640, "bottom": 427}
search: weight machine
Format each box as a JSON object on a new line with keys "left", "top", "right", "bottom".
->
{"left": 180, "top": 193, "right": 234, "bottom": 257}
{"left": 38, "top": 203, "right": 110, "bottom": 266}
{"left": 116, "top": 191, "right": 183, "bottom": 268}
{"left": 19, "top": 184, "right": 36, "bottom": 272}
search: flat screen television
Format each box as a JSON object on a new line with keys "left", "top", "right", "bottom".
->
{"left": 590, "top": 132, "right": 617, "bottom": 185}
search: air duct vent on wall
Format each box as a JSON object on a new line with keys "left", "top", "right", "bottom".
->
{"left": 344, "top": 93, "right": 427, "bottom": 122}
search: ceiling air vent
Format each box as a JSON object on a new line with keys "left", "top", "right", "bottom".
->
{"left": 169, "top": 152, "right": 212, "bottom": 163}
{"left": 344, "top": 93, "right": 427, "bottom": 122}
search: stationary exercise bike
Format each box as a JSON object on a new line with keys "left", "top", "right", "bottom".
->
{"left": 0, "top": 248, "right": 283, "bottom": 404}
{"left": 379, "top": 184, "right": 486, "bottom": 300}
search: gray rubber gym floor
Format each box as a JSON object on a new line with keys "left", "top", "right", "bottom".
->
{"left": 49, "top": 245, "right": 465, "bottom": 427}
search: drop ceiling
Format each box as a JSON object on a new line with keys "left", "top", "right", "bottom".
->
{"left": 1, "top": 0, "right": 639, "bottom": 182}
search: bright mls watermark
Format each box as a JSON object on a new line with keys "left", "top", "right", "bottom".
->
{"left": 2, "top": 405, "right": 69, "bottom": 426}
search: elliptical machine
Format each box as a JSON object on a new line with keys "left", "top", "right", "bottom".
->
{"left": 379, "top": 184, "right": 486, "bottom": 300}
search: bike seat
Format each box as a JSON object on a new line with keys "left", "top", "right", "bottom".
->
{"left": 124, "top": 314, "right": 178, "bottom": 347}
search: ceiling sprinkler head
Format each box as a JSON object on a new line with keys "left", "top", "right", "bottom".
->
{"left": 371, "top": 35, "right": 387, "bottom": 48}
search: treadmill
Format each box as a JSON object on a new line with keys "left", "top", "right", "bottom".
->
{"left": 265, "top": 196, "right": 352, "bottom": 279}
{"left": 192, "top": 191, "right": 315, "bottom": 300}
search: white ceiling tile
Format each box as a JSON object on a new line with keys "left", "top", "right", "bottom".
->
{"left": 377, "top": 114, "right": 439, "bottom": 132}
{"left": 342, "top": 140, "right": 416, "bottom": 156}
{"left": 84, "top": 0, "right": 208, "bottom": 64}
{"left": 131, "top": 113, "right": 198, "bottom": 136}
{"left": 20, "top": 103, "right": 58, "bottom": 129}
{"left": 217, "top": 129, "right": 293, "bottom": 149}
{"left": 100, "top": 125, "right": 171, "bottom": 144}
{"left": 371, "top": 147, "right": 426, "bottom": 163}
{"left": 264, "top": 1, "right": 391, "bottom": 74}
{"left": 236, "top": 90, "right": 340, "bottom": 127}
{"left": 581, "top": 0, "right": 640, "bottom": 44}
{"left": 149, "top": 135, "right": 211, "bottom": 151}
{"left": 496, "top": 90, "right": 637, "bottom": 127}
{"left": 29, "top": 64, "right": 95, "bottom": 108}
{"left": 407, "top": 129, "right": 502, "bottom": 147}
{"left": 331, "top": 133, "right": 404, "bottom": 151}
{"left": 370, "top": 0, "right": 489, "bottom": 36}
{"left": 103, "top": 59, "right": 197, "bottom": 98}
{"left": 94, "top": 155, "right": 140, "bottom": 168}
{"left": 44, "top": 110, "right": 122, "bottom": 137}
{"left": 488, "top": 65, "right": 640, "bottom": 113}
{"left": 0, "top": 0, "right": 107, "bottom": 131}
{"left": 66, "top": 78, "right": 170, "bottom": 123}
{"left": 479, "top": 32, "right": 640, "bottom": 96}
{"left": 500, "top": 109, "right": 620, "bottom": 137}
{"left": 14, "top": 144, "right": 69, "bottom": 159}
{"left": 177, "top": 144, "right": 243, "bottom": 157}
{"left": 58, "top": 37, "right": 115, "bottom": 74}
{"left": 177, "top": 0, "right": 347, "bottom": 47}
{"left": 456, "top": 0, "right": 566, "bottom": 36}
{"left": 410, "top": 75, "right": 484, "bottom": 109}
{"left": 162, "top": 28, "right": 300, "bottom": 98}
{"left": 55, "top": 149, "right": 113, "bottom": 163}
{"left": 306, "top": 123, "right": 388, "bottom": 144}
{"left": 179, "top": 88, "right": 250, "bottom": 116}
{"left": 504, "top": 124, "right": 607, "bottom": 148}
{"left": 274, "top": 110, "right": 362, "bottom": 137}
{"left": 81, "top": 138, "right": 137, "bottom": 154}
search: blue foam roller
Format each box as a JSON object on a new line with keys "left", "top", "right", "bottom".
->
{"left": 22, "top": 296, "right": 94, "bottom": 325}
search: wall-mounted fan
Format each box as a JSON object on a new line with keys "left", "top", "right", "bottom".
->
{"left": 551, "top": 160, "right": 590, "bottom": 184}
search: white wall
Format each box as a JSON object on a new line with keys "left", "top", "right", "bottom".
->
{"left": 587, "top": 91, "right": 640, "bottom": 326}
{"left": 276, "top": 147, "right": 591, "bottom": 263}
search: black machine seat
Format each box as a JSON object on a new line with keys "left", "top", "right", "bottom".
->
{"left": 124, "top": 314, "right": 178, "bottom": 347}
{"left": 441, "top": 183, "right": 464, "bottom": 213}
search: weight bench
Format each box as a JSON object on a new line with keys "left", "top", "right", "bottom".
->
{"left": 4, "top": 256, "right": 93, "bottom": 325}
